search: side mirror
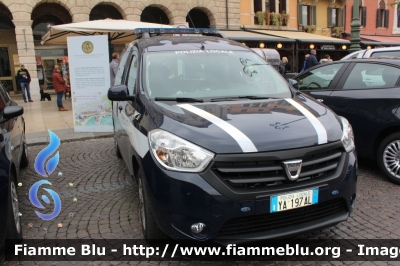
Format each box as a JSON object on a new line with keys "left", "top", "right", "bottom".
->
{"left": 3, "top": 106, "right": 23, "bottom": 120}
{"left": 107, "top": 85, "right": 135, "bottom": 101}
{"left": 288, "top": 79, "right": 298, "bottom": 89}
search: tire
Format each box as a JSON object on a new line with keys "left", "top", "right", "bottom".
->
{"left": 377, "top": 132, "right": 400, "bottom": 185}
{"left": 6, "top": 172, "right": 22, "bottom": 243}
{"left": 115, "top": 140, "right": 122, "bottom": 158}
{"left": 20, "top": 140, "right": 29, "bottom": 168}
{"left": 137, "top": 171, "right": 167, "bottom": 240}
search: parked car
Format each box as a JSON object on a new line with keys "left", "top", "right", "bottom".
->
{"left": 341, "top": 46, "right": 400, "bottom": 60}
{"left": 0, "top": 82, "right": 27, "bottom": 249}
{"left": 289, "top": 59, "right": 400, "bottom": 184}
{"left": 108, "top": 28, "right": 357, "bottom": 243}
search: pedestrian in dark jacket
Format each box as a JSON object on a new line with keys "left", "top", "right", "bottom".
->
{"left": 16, "top": 64, "right": 33, "bottom": 103}
{"left": 52, "top": 65, "right": 68, "bottom": 111}
{"left": 305, "top": 49, "right": 320, "bottom": 70}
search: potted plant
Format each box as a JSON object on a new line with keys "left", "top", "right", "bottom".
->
{"left": 333, "top": 26, "right": 343, "bottom": 38}
{"left": 256, "top": 11, "right": 264, "bottom": 25}
{"left": 305, "top": 25, "right": 316, "bottom": 34}
{"left": 264, "top": 11, "right": 271, "bottom": 26}
{"left": 281, "top": 11, "right": 290, "bottom": 26}
{"left": 271, "top": 12, "right": 281, "bottom": 27}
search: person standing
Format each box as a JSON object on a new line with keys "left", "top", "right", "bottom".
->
{"left": 300, "top": 54, "right": 310, "bottom": 73}
{"left": 281, "top": 57, "right": 291, "bottom": 73}
{"left": 320, "top": 54, "right": 333, "bottom": 64}
{"left": 305, "top": 49, "right": 320, "bottom": 70}
{"left": 52, "top": 65, "right": 68, "bottom": 111}
{"left": 16, "top": 64, "right": 33, "bottom": 103}
{"left": 109, "top": 52, "right": 120, "bottom": 87}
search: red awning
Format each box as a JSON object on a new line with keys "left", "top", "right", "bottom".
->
{"left": 361, "top": 35, "right": 400, "bottom": 45}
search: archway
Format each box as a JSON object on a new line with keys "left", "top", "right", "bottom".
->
{"left": 31, "top": 3, "right": 72, "bottom": 41}
{"left": 141, "top": 6, "right": 170, "bottom": 25}
{"left": 0, "top": 3, "right": 14, "bottom": 29}
{"left": 90, "top": 4, "right": 123, "bottom": 20}
{"left": 186, "top": 8, "right": 211, "bottom": 28}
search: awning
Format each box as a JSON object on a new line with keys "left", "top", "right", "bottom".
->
{"left": 41, "top": 19, "right": 173, "bottom": 45}
{"left": 219, "top": 30, "right": 294, "bottom": 43}
{"left": 361, "top": 35, "right": 400, "bottom": 46}
{"left": 251, "top": 30, "right": 350, "bottom": 44}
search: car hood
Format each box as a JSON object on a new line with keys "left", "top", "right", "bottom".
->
{"left": 149, "top": 95, "right": 343, "bottom": 154}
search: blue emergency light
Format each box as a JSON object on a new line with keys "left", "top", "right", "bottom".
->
{"left": 134, "top": 28, "right": 219, "bottom": 35}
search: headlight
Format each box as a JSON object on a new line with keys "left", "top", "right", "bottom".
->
{"left": 149, "top": 129, "right": 214, "bottom": 172}
{"left": 339, "top": 116, "right": 355, "bottom": 152}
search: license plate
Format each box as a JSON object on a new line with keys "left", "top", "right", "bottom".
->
{"left": 270, "top": 188, "right": 319, "bottom": 213}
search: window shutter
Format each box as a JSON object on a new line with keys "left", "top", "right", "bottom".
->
{"left": 328, "top": 7, "right": 333, "bottom": 27}
{"left": 362, "top": 7, "right": 367, "bottom": 26}
{"left": 339, "top": 8, "right": 344, "bottom": 27}
{"left": 298, "top": 4, "right": 303, "bottom": 26}
{"left": 351, "top": 5, "right": 353, "bottom": 19}
{"left": 377, "top": 9, "right": 381, "bottom": 28}
{"left": 312, "top": 6, "right": 317, "bottom": 25}
{"left": 384, "top": 9, "right": 389, "bottom": 28}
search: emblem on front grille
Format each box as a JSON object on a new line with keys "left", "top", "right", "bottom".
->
{"left": 282, "top": 159, "right": 303, "bottom": 181}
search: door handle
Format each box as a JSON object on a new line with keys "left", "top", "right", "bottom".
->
{"left": 118, "top": 105, "right": 123, "bottom": 112}
{"left": 316, "top": 99, "right": 324, "bottom": 102}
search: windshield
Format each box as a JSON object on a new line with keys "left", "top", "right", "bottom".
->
{"left": 143, "top": 51, "right": 291, "bottom": 100}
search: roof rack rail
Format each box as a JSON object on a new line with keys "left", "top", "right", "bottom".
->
{"left": 134, "top": 28, "right": 223, "bottom": 38}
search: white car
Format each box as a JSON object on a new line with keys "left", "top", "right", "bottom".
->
{"left": 341, "top": 46, "right": 400, "bottom": 60}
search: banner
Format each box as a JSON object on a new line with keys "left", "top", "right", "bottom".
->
{"left": 67, "top": 35, "right": 112, "bottom": 132}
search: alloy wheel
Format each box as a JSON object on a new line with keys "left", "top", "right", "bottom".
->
{"left": 10, "top": 181, "right": 21, "bottom": 234}
{"left": 383, "top": 140, "right": 400, "bottom": 179}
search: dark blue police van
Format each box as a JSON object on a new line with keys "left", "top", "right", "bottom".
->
{"left": 108, "top": 28, "right": 357, "bottom": 243}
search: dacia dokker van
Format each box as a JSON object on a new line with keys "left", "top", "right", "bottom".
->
{"left": 108, "top": 28, "right": 357, "bottom": 243}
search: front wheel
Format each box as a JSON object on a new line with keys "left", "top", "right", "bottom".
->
{"left": 137, "top": 171, "right": 167, "bottom": 240}
{"left": 377, "top": 132, "right": 400, "bottom": 185}
{"left": 6, "top": 172, "right": 23, "bottom": 242}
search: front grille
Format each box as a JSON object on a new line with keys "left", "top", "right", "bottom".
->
{"left": 211, "top": 146, "right": 344, "bottom": 190}
{"left": 217, "top": 199, "right": 347, "bottom": 237}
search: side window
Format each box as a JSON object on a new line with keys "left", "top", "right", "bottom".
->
{"left": 114, "top": 46, "right": 132, "bottom": 85}
{"left": 370, "top": 50, "right": 400, "bottom": 59}
{"left": 126, "top": 51, "right": 138, "bottom": 96}
{"left": 343, "top": 63, "right": 400, "bottom": 90}
{"left": 296, "top": 63, "right": 344, "bottom": 90}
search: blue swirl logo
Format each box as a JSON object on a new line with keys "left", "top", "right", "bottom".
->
{"left": 29, "top": 180, "right": 61, "bottom": 220}
{"left": 34, "top": 130, "right": 60, "bottom": 177}
{"left": 29, "top": 130, "right": 62, "bottom": 220}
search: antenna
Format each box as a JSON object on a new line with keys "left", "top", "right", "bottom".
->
{"left": 187, "top": 13, "right": 205, "bottom": 50}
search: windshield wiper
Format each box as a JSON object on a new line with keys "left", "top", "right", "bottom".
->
{"left": 154, "top": 97, "right": 203, "bottom": 103}
{"left": 211, "top": 96, "right": 277, "bottom": 102}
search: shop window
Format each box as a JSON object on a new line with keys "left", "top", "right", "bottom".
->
{"left": 298, "top": 5, "right": 316, "bottom": 26}
{"left": 376, "top": 9, "right": 389, "bottom": 28}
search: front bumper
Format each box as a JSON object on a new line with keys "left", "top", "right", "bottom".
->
{"left": 141, "top": 147, "right": 357, "bottom": 243}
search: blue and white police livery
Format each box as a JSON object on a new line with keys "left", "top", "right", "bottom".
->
{"left": 108, "top": 28, "right": 358, "bottom": 243}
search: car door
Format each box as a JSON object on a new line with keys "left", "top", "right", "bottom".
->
{"left": 117, "top": 47, "right": 140, "bottom": 172}
{"left": 294, "top": 62, "right": 348, "bottom": 105}
{"left": 327, "top": 62, "right": 400, "bottom": 151}
{"left": 113, "top": 47, "right": 133, "bottom": 163}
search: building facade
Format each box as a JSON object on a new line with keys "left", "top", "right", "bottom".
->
{"left": 0, "top": 0, "right": 240, "bottom": 94}
{"left": 343, "top": 0, "right": 400, "bottom": 48}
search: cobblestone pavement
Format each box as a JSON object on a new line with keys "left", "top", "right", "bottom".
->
{"left": 2, "top": 138, "right": 400, "bottom": 266}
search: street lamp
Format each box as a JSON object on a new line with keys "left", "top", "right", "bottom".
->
{"left": 277, "top": 43, "right": 283, "bottom": 49}
{"left": 348, "top": 0, "right": 362, "bottom": 52}
{"left": 259, "top": 42, "right": 265, "bottom": 48}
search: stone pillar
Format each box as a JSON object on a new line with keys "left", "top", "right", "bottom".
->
{"left": 13, "top": 20, "right": 40, "bottom": 99}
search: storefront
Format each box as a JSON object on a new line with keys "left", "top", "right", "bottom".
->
{"left": 251, "top": 30, "right": 350, "bottom": 72}
{"left": 360, "top": 35, "right": 400, "bottom": 49}
{"left": 219, "top": 30, "right": 295, "bottom": 71}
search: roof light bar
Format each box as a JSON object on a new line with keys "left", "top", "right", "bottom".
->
{"left": 134, "top": 28, "right": 219, "bottom": 35}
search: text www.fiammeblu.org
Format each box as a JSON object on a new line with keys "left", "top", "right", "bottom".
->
{"left": 122, "top": 244, "right": 400, "bottom": 259}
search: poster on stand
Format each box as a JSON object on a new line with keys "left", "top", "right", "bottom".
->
{"left": 67, "top": 35, "right": 112, "bottom": 132}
